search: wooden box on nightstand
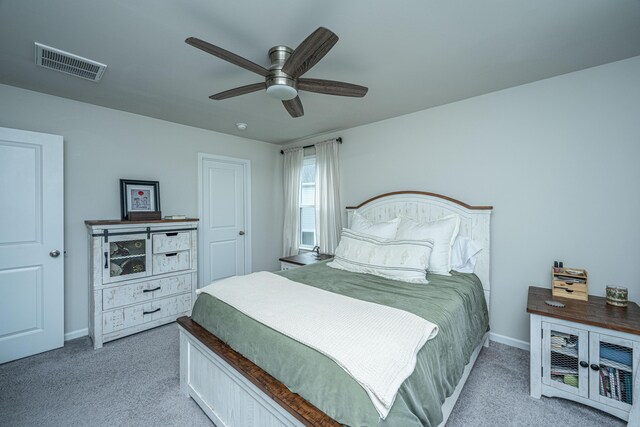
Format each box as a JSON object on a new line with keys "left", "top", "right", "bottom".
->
{"left": 552, "top": 267, "right": 588, "bottom": 301}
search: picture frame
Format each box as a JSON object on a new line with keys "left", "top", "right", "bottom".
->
{"left": 120, "top": 179, "right": 161, "bottom": 220}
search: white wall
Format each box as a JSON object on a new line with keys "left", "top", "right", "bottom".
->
{"left": 0, "top": 84, "right": 283, "bottom": 337}
{"left": 287, "top": 56, "right": 640, "bottom": 344}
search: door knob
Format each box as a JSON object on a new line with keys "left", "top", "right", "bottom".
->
{"left": 50, "top": 250, "right": 61, "bottom": 258}
{"left": 239, "top": 231, "right": 245, "bottom": 236}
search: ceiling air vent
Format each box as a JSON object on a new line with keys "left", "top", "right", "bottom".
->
{"left": 34, "top": 42, "right": 107, "bottom": 82}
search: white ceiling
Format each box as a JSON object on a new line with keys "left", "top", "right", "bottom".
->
{"left": 1, "top": 1, "right": 639, "bottom": 144}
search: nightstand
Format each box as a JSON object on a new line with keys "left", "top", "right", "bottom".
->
{"left": 527, "top": 286, "right": 640, "bottom": 424}
{"left": 279, "top": 252, "right": 334, "bottom": 271}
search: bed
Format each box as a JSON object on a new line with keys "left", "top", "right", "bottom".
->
{"left": 178, "top": 191, "right": 493, "bottom": 426}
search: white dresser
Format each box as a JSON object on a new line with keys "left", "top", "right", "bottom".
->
{"left": 86, "top": 219, "right": 198, "bottom": 349}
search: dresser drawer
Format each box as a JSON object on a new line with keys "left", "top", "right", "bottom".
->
{"left": 102, "top": 273, "right": 192, "bottom": 310}
{"left": 102, "top": 293, "right": 192, "bottom": 334}
{"left": 153, "top": 232, "right": 190, "bottom": 254}
{"left": 152, "top": 251, "right": 190, "bottom": 274}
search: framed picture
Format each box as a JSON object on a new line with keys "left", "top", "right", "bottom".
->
{"left": 120, "top": 179, "right": 161, "bottom": 220}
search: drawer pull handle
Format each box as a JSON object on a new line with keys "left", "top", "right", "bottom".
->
{"left": 165, "top": 253, "right": 178, "bottom": 257}
{"left": 143, "top": 286, "right": 161, "bottom": 293}
{"left": 104, "top": 252, "right": 108, "bottom": 269}
{"left": 590, "top": 364, "right": 600, "bottom": 371}
{"left": 580, "top": 361, "right": 588, "bottom": 368}
{"left": 166, "top": 232, "right": 178, "bottom": 237}
{"left": 564, "top": 289, "right": 573, "bottom": 293}
{"left": 143, "top": 308, "right": 161, "bottom": 315}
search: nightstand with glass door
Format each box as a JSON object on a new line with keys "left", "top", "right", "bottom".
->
{"left": 528, "top": 286, "right": 640, "bottom": 424}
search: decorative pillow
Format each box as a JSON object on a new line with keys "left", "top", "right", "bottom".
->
{"left": 451, "top": 236, "right": 482, "bottom": 274}
{"left": 349, "top": 211, "right": 400, "bottom": 240}
{"left": 395, "top": 215, "right": 460, "bottom": 276}
{"left": 327, "top": 228, "right": 434, "bottom": 284}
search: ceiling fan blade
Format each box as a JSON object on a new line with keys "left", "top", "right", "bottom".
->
{"left": 209, "top": 83, "right": 265, "bottom": 100}
{"left": 281, "top": 27, "right": 338, "bottom": 78}
{"left": 185, "top": 37, "right": 268, "bottom": 77}
{"left": 298, "top": 78, "right": 368, "bottom": 97}
{"left": 282, "top": 96, "right": 304, "bottom": 118}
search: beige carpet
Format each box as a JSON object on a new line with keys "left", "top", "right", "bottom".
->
{"left": 0, "top": 323, "right": 624, "bottom": 426}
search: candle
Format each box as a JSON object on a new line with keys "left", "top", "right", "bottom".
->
{"left": 606, "top": 286, "right": 628, "bottom": 307}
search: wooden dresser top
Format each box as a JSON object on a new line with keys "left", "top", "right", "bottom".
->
{"left": 527, "top": 286, "right": 640, "bottom": 335}
{"left": 85, "top": 218, "right": 198, "bottom": 226}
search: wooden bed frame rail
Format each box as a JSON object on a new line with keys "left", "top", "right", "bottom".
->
{"left": 178, "top": 316, "right": 338, "bottom": 427}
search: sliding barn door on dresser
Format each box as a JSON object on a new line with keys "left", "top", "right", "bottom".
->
{"left": 86, "top": 219, "right": 198, "bottom": 349}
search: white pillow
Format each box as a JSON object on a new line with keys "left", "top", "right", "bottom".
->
{"left": 349, "top": 212, "right": 400, "bottom": 240}
{"left": 395, "top": 215, "right": 460, "bottom": 276}
{"left": 327, "top": 228, "right": 433, "bottom": 284}
{"left": 451, "top": 236, "right": 482, "bottom": 273}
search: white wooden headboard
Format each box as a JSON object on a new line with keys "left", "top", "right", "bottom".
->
{"left": 346, "top": 191, "right": 493, "bottom": 310}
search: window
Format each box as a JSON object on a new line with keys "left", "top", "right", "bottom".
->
{"left": 299, "top": 156, "right": 316, "bottom": 249}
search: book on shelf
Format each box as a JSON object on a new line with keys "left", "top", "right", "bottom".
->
{"left": 625, "top": 371, "right": 633, "bottom": 404}
{"left": 618, "top": 371, "right": 627, "bottom": 402}
{"left": 600, "top": 366, "right": 633, "bottom": 403}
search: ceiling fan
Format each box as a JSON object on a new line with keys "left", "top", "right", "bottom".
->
{"left": 185, "top": 27, "right": 368, "bottom": 118}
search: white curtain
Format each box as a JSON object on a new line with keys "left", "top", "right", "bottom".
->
{"left": 282, "top": 147, "right": 304, "bottom": 256}
{"left": 315, "top": 139, "right": 342, "bottom": 254}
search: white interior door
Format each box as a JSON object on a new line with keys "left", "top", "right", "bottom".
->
{"left": 199, "top": 154, "right": 251, "bottom": 287}
{"left": 0, "top": 127, "right": 64, "bottom": 364}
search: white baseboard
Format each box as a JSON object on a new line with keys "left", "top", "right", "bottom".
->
{"left": 490, "top": 332, "right": 530, "bottom": 351}
{"left": 64, "top": 328, "right": 88, "bottom": 341}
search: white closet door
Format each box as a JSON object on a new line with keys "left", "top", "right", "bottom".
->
{"left": 199, "top": 154, "right": 251, "bottom": 287}
{"left": 0, "top": 127, "right": 64, "bottom": 363}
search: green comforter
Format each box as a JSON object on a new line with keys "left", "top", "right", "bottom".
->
{"left": 191, "top": 261, "right": 489, "bottom": 427}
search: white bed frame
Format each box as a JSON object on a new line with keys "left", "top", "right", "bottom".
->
{"left": 346, "top": 191, "right": 492, "bottom": 313}
{"left": 179, "top": 191, "right": 493, "bottom": 427}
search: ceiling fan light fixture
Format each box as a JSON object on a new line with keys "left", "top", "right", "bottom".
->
{"left": 186, "top": 27, "right": 368, "bottom": 118}
{"left": 266, "top": 67, "right": 297, "bottom": 100}
{"left": 266, "top": 84, "right": 298, "bottom": 100}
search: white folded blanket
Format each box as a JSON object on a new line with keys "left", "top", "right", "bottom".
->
{"left": 198, "top": 271, "right": 439, "bottom": 419}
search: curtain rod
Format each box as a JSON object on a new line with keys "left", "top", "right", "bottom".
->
{"left": 280, "top": 137, "right": 342, "bottom": 155}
